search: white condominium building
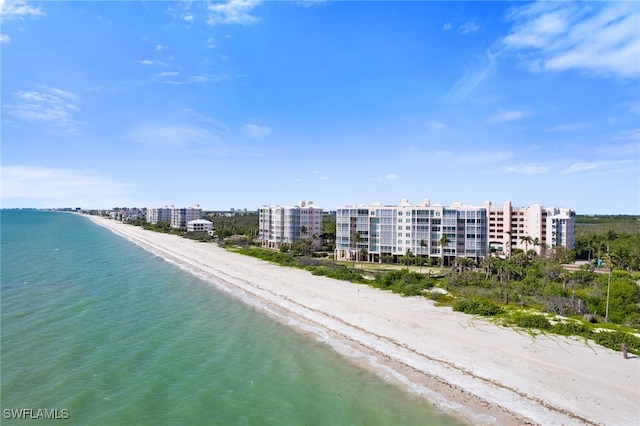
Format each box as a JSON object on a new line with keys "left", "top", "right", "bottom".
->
{"left": 146, "top": 204, "right": 202, "bottom": 228}
{"left": 259, "top": 201, "right": 323, "bottom": 250}
{"left": 484, "top": 201, "right": 575, "bottom": 257}
{"left": 335, "top": 199, "right": 487, "bottom": 263}
{"left": 146, "top": 206, "right": 172, "bottom": 224}
{"left": 187, "top": 219, "right": 213, "bottom": 233}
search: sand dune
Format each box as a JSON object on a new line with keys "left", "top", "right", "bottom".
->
{"left": 86, "top": 215, "right": 639, "bottom": 425}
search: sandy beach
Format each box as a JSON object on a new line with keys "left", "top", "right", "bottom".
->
{"left": 86, "top": 215, "right": 639, "bottom": 425}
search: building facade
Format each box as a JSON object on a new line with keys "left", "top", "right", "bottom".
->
{"left": 146, "top": 204, "right": 202, "bottom": 228}
{"left": 187, "top": 219, "right": 213, "bottom": 233}
{"left": 258, "top": 201, "right": 323, "bottom": 250}
{"left": 484, "top": 201, "right": 576, "bottom": 257}
{"left": 335, "top": 199, "right": 487, "bottom": 263}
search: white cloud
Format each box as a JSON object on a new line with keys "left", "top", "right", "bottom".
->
{"left": 614, "top": 129, "right": 640, "bottom": 142}
{"left": 445, "top": 50, "right": 496, "bottom": 102}
{"left": 547, "top": 122, "right": 588, "bottom": 132}
{"left": 502, "top": 2, "right": 640, "bottom": 78}
{"left": 0, "top": 0, "right": 44, "bottom": 22}
{"left": 456, "top": 151, "right": 513, "bottom": 165}
{"left": 155, "top": 44, "right": 166, "bottom": 51}
{"left": 505, "top": 165, "right": 550, "bottom": 175}
{"left": 152, "top": 73, "right": 228, "bottom": 85}
{"left": 207, "top": 37, "right": 216, "bottom": 48}
{"left": 127, "top": 123, "right": 225, "bottom": 150}
{"left": 1, "top": 33, "right": 11, "bottom": 43}
{"left": 371, "top": 173, "right": 400, "bottom": 182}
{"left": 489, "top": 109, "right": 532, "bottom": 123}
{"left": 442, "top": 23, "right": 453, "bottom": 31}
{"left": 6, "top": 88, "right": 81, "bottom": 132}
{"left": 207, "top": 0, "right": 261, "bottom": 26}
{"left": 136, "top": 59, "right": 155, "bottom": 66}
{"left": 183, "top": 14, "right": 194, "bottom": 23}
{"left": 1, "top": 165, "right": 138, "bottom": 209}
{"left": 563, "top": 162, "right": 597, "bottom": 174}
{"left": 242, "top": 123, "right": 271, "bottom": 139}
{"left": 459, "top": 20, "right": 480, "bottom": 35}
{"left": 155, "top": 71, "right": 179, "bottom": 78}
{"left": 428, "top": 120, "right": 446, "bottom": 130}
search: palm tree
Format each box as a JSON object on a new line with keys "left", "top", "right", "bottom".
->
{"left": 604, "top": 252, "right": 618, "bottom": 322}
{"left": 520, "top": 235, "right": 532, "bottom": 255}
{"left": 530, "top": 237, "right": 540, "bottom": 256}
{"left": 602, "top": 229, "right": 618, "bottom": 254}
{"left": 359, "top": 247, "right": 368, "bottom": 269}
{"left": 419, "top": 239, "right": 428, "bottom": 274}
{"left": 504, "top": 230, "right": 515, "bottom": 258}
{"left": 439, "top": 234, "right": 451, "bottom": 267}
{"left": 352, "top": 231, "right": 362, "bottom": 269}
{"left": 402, "top": 248, "right": 414, "bottom": 269}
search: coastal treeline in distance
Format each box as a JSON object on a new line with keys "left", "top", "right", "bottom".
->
{"left": 128, "top": 214, "right": 640, "bottom": 356}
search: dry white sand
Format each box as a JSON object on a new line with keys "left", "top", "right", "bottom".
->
{"left": 86, "top": 215, "right": 639, "bottom": 425}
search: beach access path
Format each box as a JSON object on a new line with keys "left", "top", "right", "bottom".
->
{"left": 86, "top": 215, "right": 639, "bottom": 426}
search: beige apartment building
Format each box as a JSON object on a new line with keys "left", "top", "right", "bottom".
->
{"left": 484, "top": 201, "right": 576, "bottom": 257}
{"left": 258, "top": 201, "right": 323, "bottom": 250}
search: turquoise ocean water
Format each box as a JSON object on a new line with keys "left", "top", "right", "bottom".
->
{"left": 1, "top": 211, "right": 463, "bottom": 425}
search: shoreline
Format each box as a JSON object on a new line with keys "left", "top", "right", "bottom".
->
{"left": 85, "top": 215, "right": 639, "bottom": 425}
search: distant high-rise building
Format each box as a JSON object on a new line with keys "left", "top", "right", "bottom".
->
{"left": 259, "top": 201, "right": 323, "bottom": 250}
{"left": 146, "top": 204, "right": 202, "bottom": 228}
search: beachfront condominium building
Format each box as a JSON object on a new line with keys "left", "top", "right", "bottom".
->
{"left": 187, "top": 219, "right": 214, "bottom": 233}
{"left": 146, "top": 204, "right": 202, "bottom": 228}
{"left": 484, "top": 201, "right": 576, "bottom": 257}
{"left": 146, "top": 206, "right": 172, "bottom": 224}
{"left": 259, "top": 201, "right": 323, "bottom": 250}
{"left": 335, "top": 199, "right": 487, "bottom": 263}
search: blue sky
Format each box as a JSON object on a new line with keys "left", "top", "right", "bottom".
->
{"left": 1, "top": 0, "right": 639, "bottom": 214}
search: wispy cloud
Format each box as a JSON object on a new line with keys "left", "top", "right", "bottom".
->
{"left": 5, "top": 87, "right": 81, "bottom": 133}
{"left": 613, "top": 129, "right": 640, "bottom": 142}
{"left": 456, "top": 151, "right": 513, "bottom": 165}
{"left": 547, "top": 122, "right": 588, "bottom": 132}
{"left": 0, "top": 0, "right": 44, "bottom": 22}
{"left": 155, "top": 71, "right": 180, "bottom": 78}
{"left": 1, "top": 33, "right": 11, "bottom": 43}
{"left": 427, "top": 120, "right": 446, "bottom": 130}
{"left": 502, "top": 2, "right": 640, "bottom": 78}
{"left": 127, "top": 123, "right": 226, "bottom": 151}
{"left": 505, "top": 165, "right": 550, "bottom": 175}
{"left": 459, "top": 20, "right": 480, "bottom": 35}
{"left": 242, "top": 123, "right": 271, "bottom": 139}
{"left": 563, "top": 162, "right": 597, "bottom": 174}
{"left": 1, "top": 165, "right": 138, "bottom": 208}
{"left": 207, "top": 0, "right": 261, "bottom": 26}
{"left": 371, "top": 173, "right": 400, "bottom": 182}
{"left": 442, "top": 22, "right": 453, "bottom": 31}
{"left": 155, "top": 44, "right": 167, "bottom": 51}
{"left": 489, "top": 109, "right": 532, "bottom": 123}
{"left": 445, "top": 50, "right": 496, "bottom": 102}
{"left": 159, "top": 74, "right": 229, "bottom": 85}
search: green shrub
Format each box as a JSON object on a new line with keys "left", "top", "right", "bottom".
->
{"left": 510, "top": 314, "right": 552, "bottom": 330}
{"left": 452, "top": 299, "right": 504, "bottom": 316}
{"left": 550, "top": 321, "right": 590, "bottom": 335}
{"left": 590, "top": 331, "right": 640, "bottom": 355}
